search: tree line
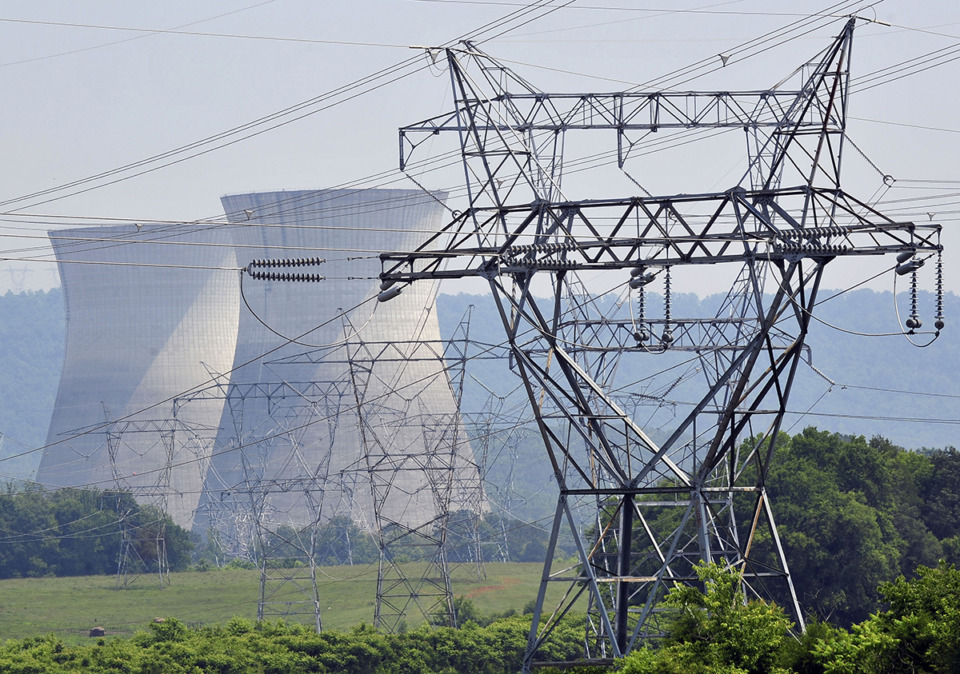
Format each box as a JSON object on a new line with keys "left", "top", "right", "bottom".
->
{"left": 4, "top": 427, "right": 960, "bottom": 630}
{"left": 762, "top": 429, "right": 960, "bottom": 627}
{"left": 0, "top": 486, "right": 192, "bottom": 579}
{"left": 0, "top": 483, "right": 559, "bottom": 579}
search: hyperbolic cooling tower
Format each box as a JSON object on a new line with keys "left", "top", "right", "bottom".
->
{"left": 38, "top": 222, "right": 240, "bottom": 528}
{"left": 39, "top": 189, "right": 483, "bottom": 536}
{"left": 193, "top": 189, "right": 483, "bottom": 538}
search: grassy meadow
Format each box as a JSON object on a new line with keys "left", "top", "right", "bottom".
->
{"left": 0, "top": 562, "right": 549, "bottom": 645}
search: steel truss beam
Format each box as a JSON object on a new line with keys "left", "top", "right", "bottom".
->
{"left": 263, "top": 338, "right": 510, "bottom": 366}
{"left": 379, "top": 19, "right": 943, "bottom": 669}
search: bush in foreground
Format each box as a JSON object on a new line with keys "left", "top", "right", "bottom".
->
{"left": 3, "top": 562, "right": 959, "bottom": 672}
{"left": 0, "top": 613, "right": 591, "bottom": 674}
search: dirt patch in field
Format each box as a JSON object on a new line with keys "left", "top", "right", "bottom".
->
{"left": 464, "top": 577, "right": 521, "bottom": 598}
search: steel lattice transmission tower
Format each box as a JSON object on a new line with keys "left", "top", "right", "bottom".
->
{"left": 183, "top": 325, "right": 489, "bottom": 632}
{"left": 270, "top": 328, "right": 491, "bottom": 632}
{"left": 379, "top": 20, "right": 943, "bottom": 669}
{"left": 99, "top": 413, "right": 216, "bottom": 588}
{"left": 177, "top": 377, "right": 351, "bottom": 631}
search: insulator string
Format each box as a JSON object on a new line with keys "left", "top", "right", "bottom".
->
{"left": 935, "top": 249, "right": 945, "bottom": 332}
{"left": 906, "top": 266, "right": 922, "bottom": 332}
{"left": 663, "top": 266, "right": 674, "bottom": 345}
{"left": 635, "top": 283, "right": 647, "bottom": 343}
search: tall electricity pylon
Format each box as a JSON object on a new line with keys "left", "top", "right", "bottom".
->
{"left": 266, "top": 331, "right": 488, "bottom": 631}
{"left": 185, "top": 329, "right": 491, "bottom": 633}
{"left": 379, "top": 20, "right": 944, "bottom": 669}
{"left": 99, "top": 414, "right": 216, "bottom": 588}
{"left": 178, "top": 378, "right": 351, "bottom": 631}
{"left": 334, "top": 326, "right": 487, "bottom": 631}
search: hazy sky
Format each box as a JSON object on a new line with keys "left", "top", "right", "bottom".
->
{"left": 0, "top": 0, "right": 957, "bottom": 296}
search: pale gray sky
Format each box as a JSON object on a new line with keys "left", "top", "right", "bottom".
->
{"left": 0, "top": 0, "right": 957, "bottom": 295}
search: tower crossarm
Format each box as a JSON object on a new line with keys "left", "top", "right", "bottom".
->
{"left": 552, "top": 318, "right": 804, "bottom": 355}
{"left": 175, "top": 380, "right": 351, "bottom": 404}
{"left": 379, "top": 188, "right": 941, "bottom": 284}
{"left": 400, "top": 89, "right": 815, "bottom": 170}
{"left": 263, "top": 339, "right": 511, "bottom": 366}
{"left": 68, "top": 418, "right": 220, "bottom": 437}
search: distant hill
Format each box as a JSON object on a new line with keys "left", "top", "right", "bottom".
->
{"left": 437, "top": 288, "right": 960, "bottom": 452}
{"left": 1, "top": 286, "right": 957, "bottom": 488}
{"left": 0, "top": 288, "right": 64, "bottom": 480}
{"left": 781, "top": 288, "right": 960, "bottom": 449}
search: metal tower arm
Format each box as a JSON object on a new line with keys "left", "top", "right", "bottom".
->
{"left": 380, "top": 187, "right": 940, "bottom": 283}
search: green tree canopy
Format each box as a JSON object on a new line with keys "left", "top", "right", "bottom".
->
{"left": 0, "top": 485, "right": 192, "bottom": 579}
{"left": 619, "top": 563, "right": 792, "bottom": 674}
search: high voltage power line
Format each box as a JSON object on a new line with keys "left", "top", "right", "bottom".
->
{"left": 0, "top": 5, "right": 954, "bottom": 272}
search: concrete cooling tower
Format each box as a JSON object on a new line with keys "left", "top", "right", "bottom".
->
{"left": 193, "top": 189, "right": 483, "bottom": 542}
{"left": 37, "top": 223, "right": 240, "bottom": 528}
{"left": 39, "top": 189, "right": 483, "bottom": 540}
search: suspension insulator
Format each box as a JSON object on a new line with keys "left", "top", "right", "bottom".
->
{"left": 935, "top": 249, "right": 945, "bottom": 332}
{"left": 663, "top": 266, "right": 672, "bottom": 325}
{"left": 245, "top": 268, "right": 324, "bottom": 283}
{"left": 246, "top": 256, "right": 326, "bottom": 270}
{"left": 907, "top": 263, "right": 921, "bottom": 332}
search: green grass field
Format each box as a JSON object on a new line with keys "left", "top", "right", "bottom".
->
{"left": 0, "top": 562, "right": 549, "bottom": 645}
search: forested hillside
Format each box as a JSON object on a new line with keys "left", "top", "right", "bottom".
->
{"left": 755, "top": 430, "right": 959, "bottom": 625}
{"left": 0, "top": 288, "right": 64, "bottom": 480}
{"left": 438, "top": 288, "right": 960, "bottom": 452}
{"left": 1, "top": 286, "right": 957, "bottom": 490}
{"left": 0, "top": 486, "right": 193, "bottom": 579}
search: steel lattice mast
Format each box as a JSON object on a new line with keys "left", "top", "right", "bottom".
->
{"left": 179, "top": 333, "right": 493, "bottom": 632}
{"left": 379, "top": 20, "right": 943, "bottom": 668}
{"left": 95, "top": 413, "right": 217, "bottom": 588}
{"left": 268, "top": 332, "right": 492, "bottom": 631}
